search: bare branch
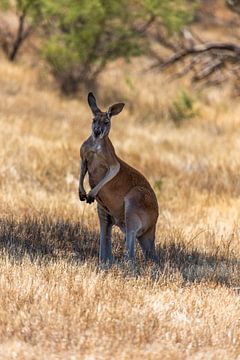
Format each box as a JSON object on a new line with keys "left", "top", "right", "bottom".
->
{"left": 155, "top": 30, "right": 179, "bottom": 52}
{"left": 152, "top": 42, "right": 240, "bottom": 70}
{"left": 172, "top": 57, "right": 199, "bottom": 78}
{"left": 9, "top": 11, "right": 26, "bottom": 61}
{"left": 133, "top": 15, "right": 156, "bottom": 34}
{"left": 193, "top": 59, "right": 224, "bottom": 81}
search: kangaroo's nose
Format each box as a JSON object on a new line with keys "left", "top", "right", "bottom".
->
{"left": 94, "top": 128, "right": 101, "bottom": 137}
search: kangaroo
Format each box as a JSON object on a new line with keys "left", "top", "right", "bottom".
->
{"left": 79, "top": 92, "right": 159, "bottom": 265}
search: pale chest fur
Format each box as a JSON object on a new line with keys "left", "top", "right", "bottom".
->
{"left": 82, "top": 141, "right": 109, "bottom": 187}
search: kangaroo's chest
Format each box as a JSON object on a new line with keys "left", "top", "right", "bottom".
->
{"left": 85, "top": 143, "right": 108, "bottom": 186}
{"left": 81, "top": 138, "right": 125, "bottom": 221}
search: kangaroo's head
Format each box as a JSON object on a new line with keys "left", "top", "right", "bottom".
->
{"left": 88, "top": 92, "right": 125, "bottom": 139}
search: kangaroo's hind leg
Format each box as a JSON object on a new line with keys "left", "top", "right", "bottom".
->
{"left": 138, "top": 226, "right": 158, "bottom": 264}
{"left": 124, "top": 187, "right": 158, "bottom": 265}
{"left": 125, "top": 214, "right": 142, "bottom": 261}
{"left": 124, "top": 190, "right": 144, "bottom": 262}
{"left": 97, "top": 204, "right": 114, "bottom": 265}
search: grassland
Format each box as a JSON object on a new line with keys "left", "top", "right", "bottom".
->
{"left": 1, "top": 19, "right": 240, "bottom": 358}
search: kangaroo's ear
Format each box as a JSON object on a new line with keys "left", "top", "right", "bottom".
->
{"left": 88, "top": 92, "right": 100, "bottom": 115}
{"left": 108, "top": 103, "right": 125, "bottom": 117}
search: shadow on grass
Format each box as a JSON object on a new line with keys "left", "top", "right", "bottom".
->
{"left": 0, "top": 216, "right": 99, "bottom": 263}
{"left": 0, "top": 216, "right": 239, "bottom": 286}
{"left": 156, "top": 243, "right": 240, "bottom": 287}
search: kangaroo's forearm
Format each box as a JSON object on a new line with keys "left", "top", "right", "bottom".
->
{"left": 91, "top": 162, "right": 120, "bottom": 197}
{"left": 79, "top": 160, "right": 87, "bottom": 192}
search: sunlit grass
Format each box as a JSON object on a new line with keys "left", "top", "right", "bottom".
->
{"left": 0, "top": 54, "right": 240, "bottom": 359}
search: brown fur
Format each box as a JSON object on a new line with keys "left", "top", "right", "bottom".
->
{"left": 79, "top": 93, "right": 159, "bottom": 264}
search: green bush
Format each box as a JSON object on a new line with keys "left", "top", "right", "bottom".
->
{"left": 169, "top": 91, "right": 195, "bottom": 126}
{"left": 41, "top": 0, "right": 196, "bottom": 94}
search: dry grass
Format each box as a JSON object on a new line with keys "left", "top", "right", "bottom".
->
{"left": 1, "top": 26, "right": 240, "bottom": 357}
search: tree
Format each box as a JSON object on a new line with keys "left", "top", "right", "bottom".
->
{"left": 0, "top": 0, "right": 196, "bottom": 94}
{"left": 41, "top": 0, "right": 195, "bottom": 94}
{"left": 0, "top": 0, "right": 45, "bottom": 61}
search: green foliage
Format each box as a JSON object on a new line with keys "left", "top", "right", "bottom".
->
{"left": 0, "top": 0, "right": 197, "bottom": 93}
{"left": 41, "top": 0, "right": 196, "bottom": 93}
{"left": 169, "top": 91, "right": 195, "bottom": 126}
{"left": 154, "top": 179, "right": 163, "bottom": 191}
{"left": 142, "top": 0, "right": 195, "bottom": 34}
{"left": 41, "top": 0, "right": 144, "bottom": 93}
{"left": 0, "top": 0, "right": 9, "bottom": 10}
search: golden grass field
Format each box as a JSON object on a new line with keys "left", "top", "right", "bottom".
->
{"left": 1, "top": 10, "right": 240, "bottom": 356}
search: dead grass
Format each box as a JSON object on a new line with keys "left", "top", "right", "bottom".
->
{"left": 0, "top": 21, "right": 240, "bottom": 357}
{"left": 1, "top": 255, "right": 239, "bottom": 360}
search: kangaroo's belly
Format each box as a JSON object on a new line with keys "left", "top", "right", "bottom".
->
{"left": 96, "top": 184, "right": 127, "bottom": 225}
{"left": 88, "top": 166, "right": 108, "bottom": 188}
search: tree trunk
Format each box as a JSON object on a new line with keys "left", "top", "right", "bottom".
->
{"left": 8, "top": 13, "right": 26, "bottom": 62}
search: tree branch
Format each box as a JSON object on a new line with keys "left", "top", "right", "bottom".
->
{"left": 9, "top": 11, "right": 26, "bottom": 61}
{"left": 152, "top": 42, "right": 240, "bottom": 70}
{"left": 133, "top": 15, "right": 156, "bottom": 34}
{"left": 192, "top": 59, "right": 224, "bottom": 81}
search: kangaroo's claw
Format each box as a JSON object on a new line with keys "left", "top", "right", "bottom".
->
{"left": 86, "top": 193, "right": 95, "bottom": 204}
{"left": 79, "top": 191, "right": 87, "bottom": 201}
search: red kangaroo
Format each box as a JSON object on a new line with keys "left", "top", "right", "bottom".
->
{"left": 79, "top": 93, "right": 159, "bottom": 265}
